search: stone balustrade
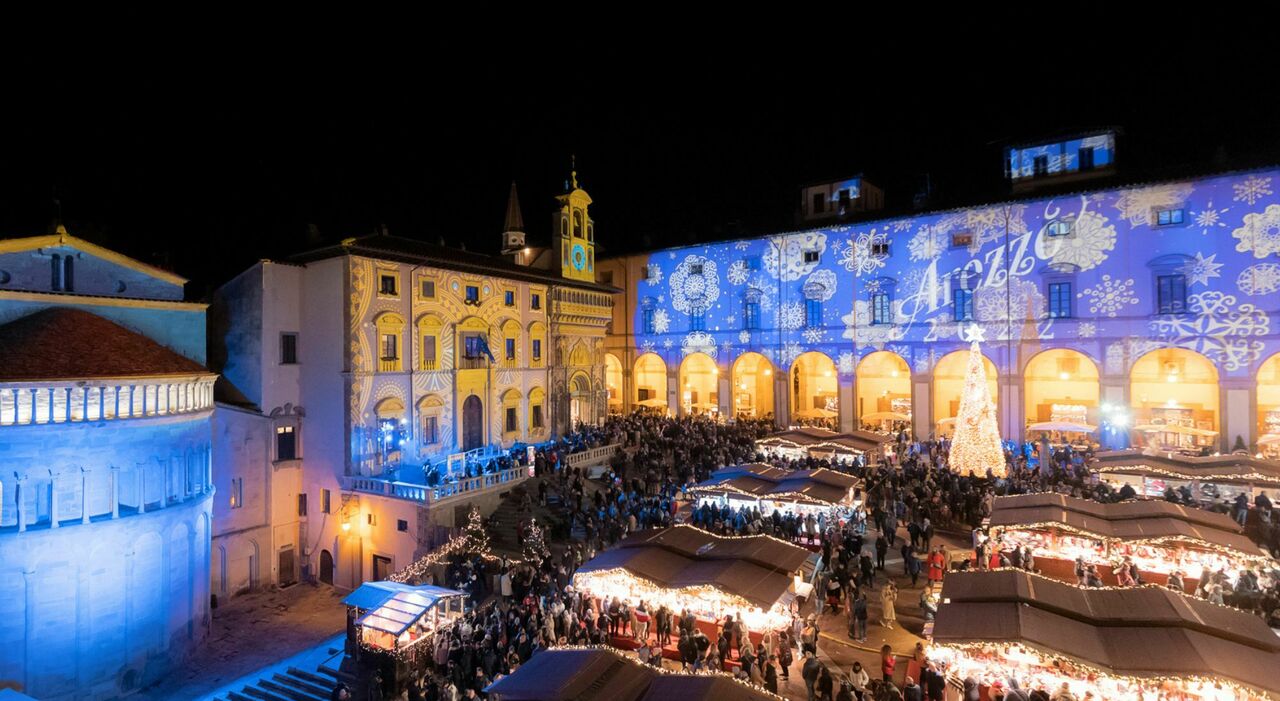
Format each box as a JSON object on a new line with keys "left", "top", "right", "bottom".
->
{"left": 0, "top": 375, "right": 216, "bottom": 426}
{"left": 564, "top": 443, "right": 621, "bottom": 470}
{"left": 342, "top": 465, "right": 529, "bottom": 506}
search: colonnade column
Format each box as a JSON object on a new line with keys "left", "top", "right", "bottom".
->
{"left": 838, "top": 374, "right": 855, "bottom": 433}
{"left": 1221, "top": 378, "right": 1256, "bottom": 453}
{"left": 911, "top": 373, "right": 932, "bottom": 440}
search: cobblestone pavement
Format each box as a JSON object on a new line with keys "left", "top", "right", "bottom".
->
{"left": 139, "top": 583, "right": 347, "bottom": 700}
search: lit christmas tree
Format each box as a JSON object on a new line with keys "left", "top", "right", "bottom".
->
{"left": 460, "top": 505, "right": 491, "bottom": 557}
{"left": 949, "top": 324, "right": 1006, "bottom": 477}
{"left": 522, "top": 517, "right": 546, "bottom": 565}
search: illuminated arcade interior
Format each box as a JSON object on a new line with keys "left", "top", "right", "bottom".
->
{"left": 633, "top": 352, "right": 669, "bottom": 413}
{"left": 732, "top": 351, "right": 774, "bottom": 419}
{"left": 790, "top": 352, "right": 837, "bottom": 426}
{"left": 606, "top": 353, "right": 623, "bottom": 414}
{"left": 856, "top": 351, "right": 910, "bottom": 430}
{"left": 679, "top": 352, "right": 718, "bottom": 415}
{"left": 1258, "top": 354, "right": 1280, "bottom": 441}
{"left": 1023, "top": 349, "right": 1100, "bottom": 427}
{"left": 933, "top": 349, "right": 998, "bottom": 428}
{"left": 1129, "top": 349, "right": 1219, "bottom": 449}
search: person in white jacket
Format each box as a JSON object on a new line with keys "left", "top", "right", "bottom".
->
{"left": 847, "top": 662, "right": 870, "bottom": 699}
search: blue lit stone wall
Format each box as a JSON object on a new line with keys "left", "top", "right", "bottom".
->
{"left": 0, "top": 245, "right": 184, "bottom": 301}
{"left": 0, "top": 413, "right": 212, "bottom": 699}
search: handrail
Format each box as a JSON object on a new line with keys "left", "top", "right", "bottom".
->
{"left": 342, "top": 466, "right": 529, "bottom": 506}
{"left": 564, "top": 443, "right": 621, "bottom": 469}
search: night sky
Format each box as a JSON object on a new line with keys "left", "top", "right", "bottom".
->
{"left": 4, "top": 45, "right": 1277, "bottom": 298}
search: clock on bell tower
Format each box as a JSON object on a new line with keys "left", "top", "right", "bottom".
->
{"left": 556, "top": 162, "right": 596, "bottom": 283}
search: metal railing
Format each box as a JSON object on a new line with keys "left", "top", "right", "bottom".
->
{"left": 458, "top": 355, "right": 488, "bottom": 370}
{"left": 342, "top": 465, "right": 529, "bottom": 506}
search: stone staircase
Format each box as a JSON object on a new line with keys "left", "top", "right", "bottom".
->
{"left": 214, "top": 653, "right": 357, "bottom": 701}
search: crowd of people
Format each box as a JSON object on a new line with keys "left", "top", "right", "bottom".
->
{"left": 342, "top": 412, "right": 1280, "bottom": 701}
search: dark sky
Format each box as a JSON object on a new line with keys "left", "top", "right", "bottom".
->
{"left": 3, "top": 42, "right": 1277, "bottom": 298}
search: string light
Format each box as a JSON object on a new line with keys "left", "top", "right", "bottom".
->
{"left": 1093, "top": 463, "right": 1280, "bottom": 487}
{"left": 540, "top": 645, "right": 786, "bottom": 700}
{"left": 571, "top": 567, "right": 793, "bottom": 630}
{"left": 388, "top": 505, "right": 505, "bottom": 584}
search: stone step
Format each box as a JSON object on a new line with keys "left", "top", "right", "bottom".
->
{"left": 318, "top": 662, "right": 359, "bottom": 687}
{"left": 287, "top": 667, "right": 341, "bottom": 689}
{"left": 272, "top": 672, "right": 332, "bottom": 698}
{"left": 226, "top": 692, "right": 258, "bottom": 701}
{"left": 239, "top": 685, "right": 292, "bottom": 701}
{"left": 261, "top": 677, "right": 325, "bottom": 701}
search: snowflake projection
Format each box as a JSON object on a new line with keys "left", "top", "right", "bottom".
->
{"left": 668, "top": 252, "right": 677, "bottom": 260}
{"left": 837, "top": 229, "right": 889, "bottom": 276}
{"left": 668, "top": 254, "right": 720, "bottom": 314}
{"left": 651, "top": 309, "right": 671, "bottom": 334}
{"left": 1149, "top": 291, "right": 1270, "bottom": 371}
{"left": 645, "top": 265, "right": 664, "bottom": 287}
{"left": 802, "top": 327, "right": 826, "bottom": 344}
{"left": 1078, "top": 322, "right": 1097, "bottom": 338}
{"left": 891, "top": 218, "right": 915, "bottom": 232}
{"left": 1191, "top": 201, "right": 1230, "bottom": 236}
{"left": 662, "top": 338, "right": 674, "bottom": 350}
{"left": 841, "top": 300, "right": 905, "bottom": 350}
{"left": 1111, "top": 183, "right": 1193, "bottom": 227}
{"left": 1045, "top": 206, "right": 1117, "bottom": 271}
{"left": 763, "top": 231, "right": 827, "bottom": 281}
{"left": 724, "top": 314, "right": 737, "bottom": 326}
{"left": 748, "top": 274, "right": 779, "bottom": 311}
{"left": 837, "top": 351, "right": 856, "bottom": 375}
{"left": 657, "top": 294, "right": 665, "bottom": 304}
{"left": 974, "top": 279, "right": 1046, "bottom": 340}
{"left": 779, "top": 342, "right": 805, "bottom": 367}
{"left": 1232, "top": 204, "right": 1280, "bottom": 258}
{"left": 738, "top": 329, "right": 752, "bottom": 345}
{"left": 641, "top": 339, "right": 656, "bottom": 354}
{"left": 726, "top": 260, "right": 749, "bottom": 285}
{"left": 907, "top": 225, "right": 949, "bottom": 261}
{"left": 1182, "top": 252, "right": 1223, "bottom": 287}
{"left": 804, "top": 269, "right": 838, "bottom": 301}
{"left": 720, "top": 341, "right": 734, "bottom": 356}
{"left": 935, "top": 204, "right": 1029, "bottom": 252}
{"left": 1238, "top": 263, "right": 1280, "bottom": 296}
{"left": 1233, "top": 175, "right": 1273, "bottom": 206}
{"left": 777, "top": 302, "right": 805, "bottom": 330}
{"left": 888, "top": 344, "right": 912, "bottom": 362}
{"left": 734, "top": 240, "right": 752, "bottom": 251}
{"left": 1077, "top": 275, "right": 1138, "bottom": 317}
{"left": 913, "top": 350, "right": 937, "bottom": 374}
{"left": 1103, "top": 337, "right": 1161, "bottom": 376}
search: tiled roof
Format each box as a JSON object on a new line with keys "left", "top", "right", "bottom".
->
{"left": 0, "top": 308, "right": 209, "bottom": 381}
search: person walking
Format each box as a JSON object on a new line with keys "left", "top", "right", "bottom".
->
{"left": 852, "top": 591, "right": 868, "bottom": 642}
{"left": 817, "top": 665, "right": 835, "bottom": 701}
{"left": 880, "top": 644, "right": 896, "bottom": 683}
{"left": 802, "top": 651, "right": 822, "bottom": 701}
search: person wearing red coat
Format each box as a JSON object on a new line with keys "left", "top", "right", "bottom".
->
{"left": 927, "top": 547, "right": 946, "bottom": 586}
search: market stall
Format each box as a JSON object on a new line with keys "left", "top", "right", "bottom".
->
{"left": 484, "top": 647, "right": 782, "bottom": 700}
{"left": 689, "top": 463, "right": 861, "bottom": 520}
{"left": 988, "top": 493, "right": 1273, "bottom": 589}
{"left": 929, "top": 569, "right": 1280, "bottom": 701}
{"left": 571, "top": 524, "right": 814, "bottom": 631}
{"left": 343, "top": 581, "right": 467, "bottom": 655}
{"left": 1091, "top": 448, "right": 1280, "bottom": 506}
{"left": 755, "top": 426, "right": 891, "bottom": 465}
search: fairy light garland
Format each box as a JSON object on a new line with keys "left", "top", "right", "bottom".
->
{"left": 928, "top": 640, "right": 1270, "bottom": 701}
{"left": 948, "top": 329, "right": 1007, "bottom": 478}
{"left": 522, "top": 517, "right": 546, "bottom": 565}
{"left": 541, "top": 645, "right": 786, "bottom": 700}
{"left": 388, "top": 506, "right": 506, "bottom": 584}
{"left": 571, "top": 567, "right": 793, "bottom": 630}
{"left": 1093, "top": 464, "right": 1280, "bottom": 486}
{"left": 966, "top": 567, "right": 1264, "bottom": 615}
{"left": 992, "top": 519, "right": 1274, "bottom": 569}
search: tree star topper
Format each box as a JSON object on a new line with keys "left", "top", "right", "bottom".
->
{"left": 964, "top": 323, "right": 987, "bottom": 344}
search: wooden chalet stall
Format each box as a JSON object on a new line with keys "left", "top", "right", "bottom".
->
{"left": 930, "top": 570, "right": 1280, "bottom": 701}
{"left": 988, "top": 493, "right": 1273, "bottom": 589}
{"left": 1091, "top": 448, "right": 1280, "bottom": 506}
{"left": 571, "top": 525, "right": 814, "bottom": 633}
{"left": 344, "top": 581, "right": 466, "bottom": 655}
{"left": 756, "top": 426, "right": 891, "bottom": 465}
{"left": 690, "top": 463, "right": 862, "bottom": 519}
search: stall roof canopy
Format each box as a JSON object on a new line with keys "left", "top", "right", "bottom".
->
{"left": 343, "top": 581, "right": 465, "bottom": 638}
{"left": 1090, "top": 448, "right": 1280, "bottom": 485}
{"left": 757, "top": 427, "right": 890, "bottom": 454}
{"left": 483, "top": 647, "right": 781, "bottom": 701}
{"left": 692, "top": 463, "right": 860, "bottom": 505}
{"left": 933, "top": 571, "right": 1280, "bottom": 697}
{"left": 989, "top": 492, "right": 1269, "bottom": 558}
{"left": 574, "top": 526, "right": 810, "bottom": 609}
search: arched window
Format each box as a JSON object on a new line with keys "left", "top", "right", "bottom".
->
{"left": 374, "top": 313, "right": 405, "bottom": 372}
{"left": 418, "top": 395, "right": 444, "bottom": 448}
{"left": 417, "top": 315, "right": 444, "bottom": 371}
{"left": 529, "top": 387, "right": 547, "bottom": 433}
{"left": 501, "top": 389, "right": 522, "bottom": 438}
{"left": 573, "top": 210, "right": 584, "bottom": 238}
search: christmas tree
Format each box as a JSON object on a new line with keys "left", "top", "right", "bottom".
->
{"left": 949, "top": 324, "right": 1006, "bottom": 477}
{"left": 461, "top": 505, "right": 491, "bottom": 557}
{"left": 522, "top": 517, "right": 546, "bottom": 565}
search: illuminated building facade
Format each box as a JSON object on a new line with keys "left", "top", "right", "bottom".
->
{"left": 600, "top": 142, "right": 1280, "bottom": 453}
{"left": 210, "top": 178, "right": 612, "bottom": 590}
{"left": 0, "top": 229, "right": 215, "bottom": 700}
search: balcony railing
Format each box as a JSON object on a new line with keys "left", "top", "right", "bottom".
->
{"left": 458, "top": 355, "right": 488, "bottom": 370}
{"left": 421, "top": 359, "right": 439, "bottom": 371}
{"left": 0, "top": 376, "right": 216, "bottom": 427}
{"left": 342, "top": 465, "right": 529, "bottom": 507}
{"left": 379, "top": 357, "right": 402, "bottom": 372}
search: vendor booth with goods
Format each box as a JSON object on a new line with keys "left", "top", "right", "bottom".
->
{"left": 343, "top": 581, "right": 467, "bottom": 655}
{"left": 571, "top": 524, "right": 815, "bottom": 633}
{"left": 929, "top": 569, "right": 1280, "bottom": 701}
{"left": 755, "top": 426, "right": 891, "bottom": 465}
{"left": 987, "top": 492, "right": 1273, "bottom": 589}
{"left": 1091, "top": 448, "right": 1280, "bottom": 506}
{"left": 689, "top": 462, "right": 862, "bottom": 520}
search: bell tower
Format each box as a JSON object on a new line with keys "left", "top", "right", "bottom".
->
{"left": 555, "top": 159, "right": 595, "bottom": 282}
{"left": 501, "top": 181, "right": 527, "bottom": 261}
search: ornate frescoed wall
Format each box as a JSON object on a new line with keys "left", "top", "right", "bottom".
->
{"left": 610, "top": 168, "right": 1280, "bottom": 449}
